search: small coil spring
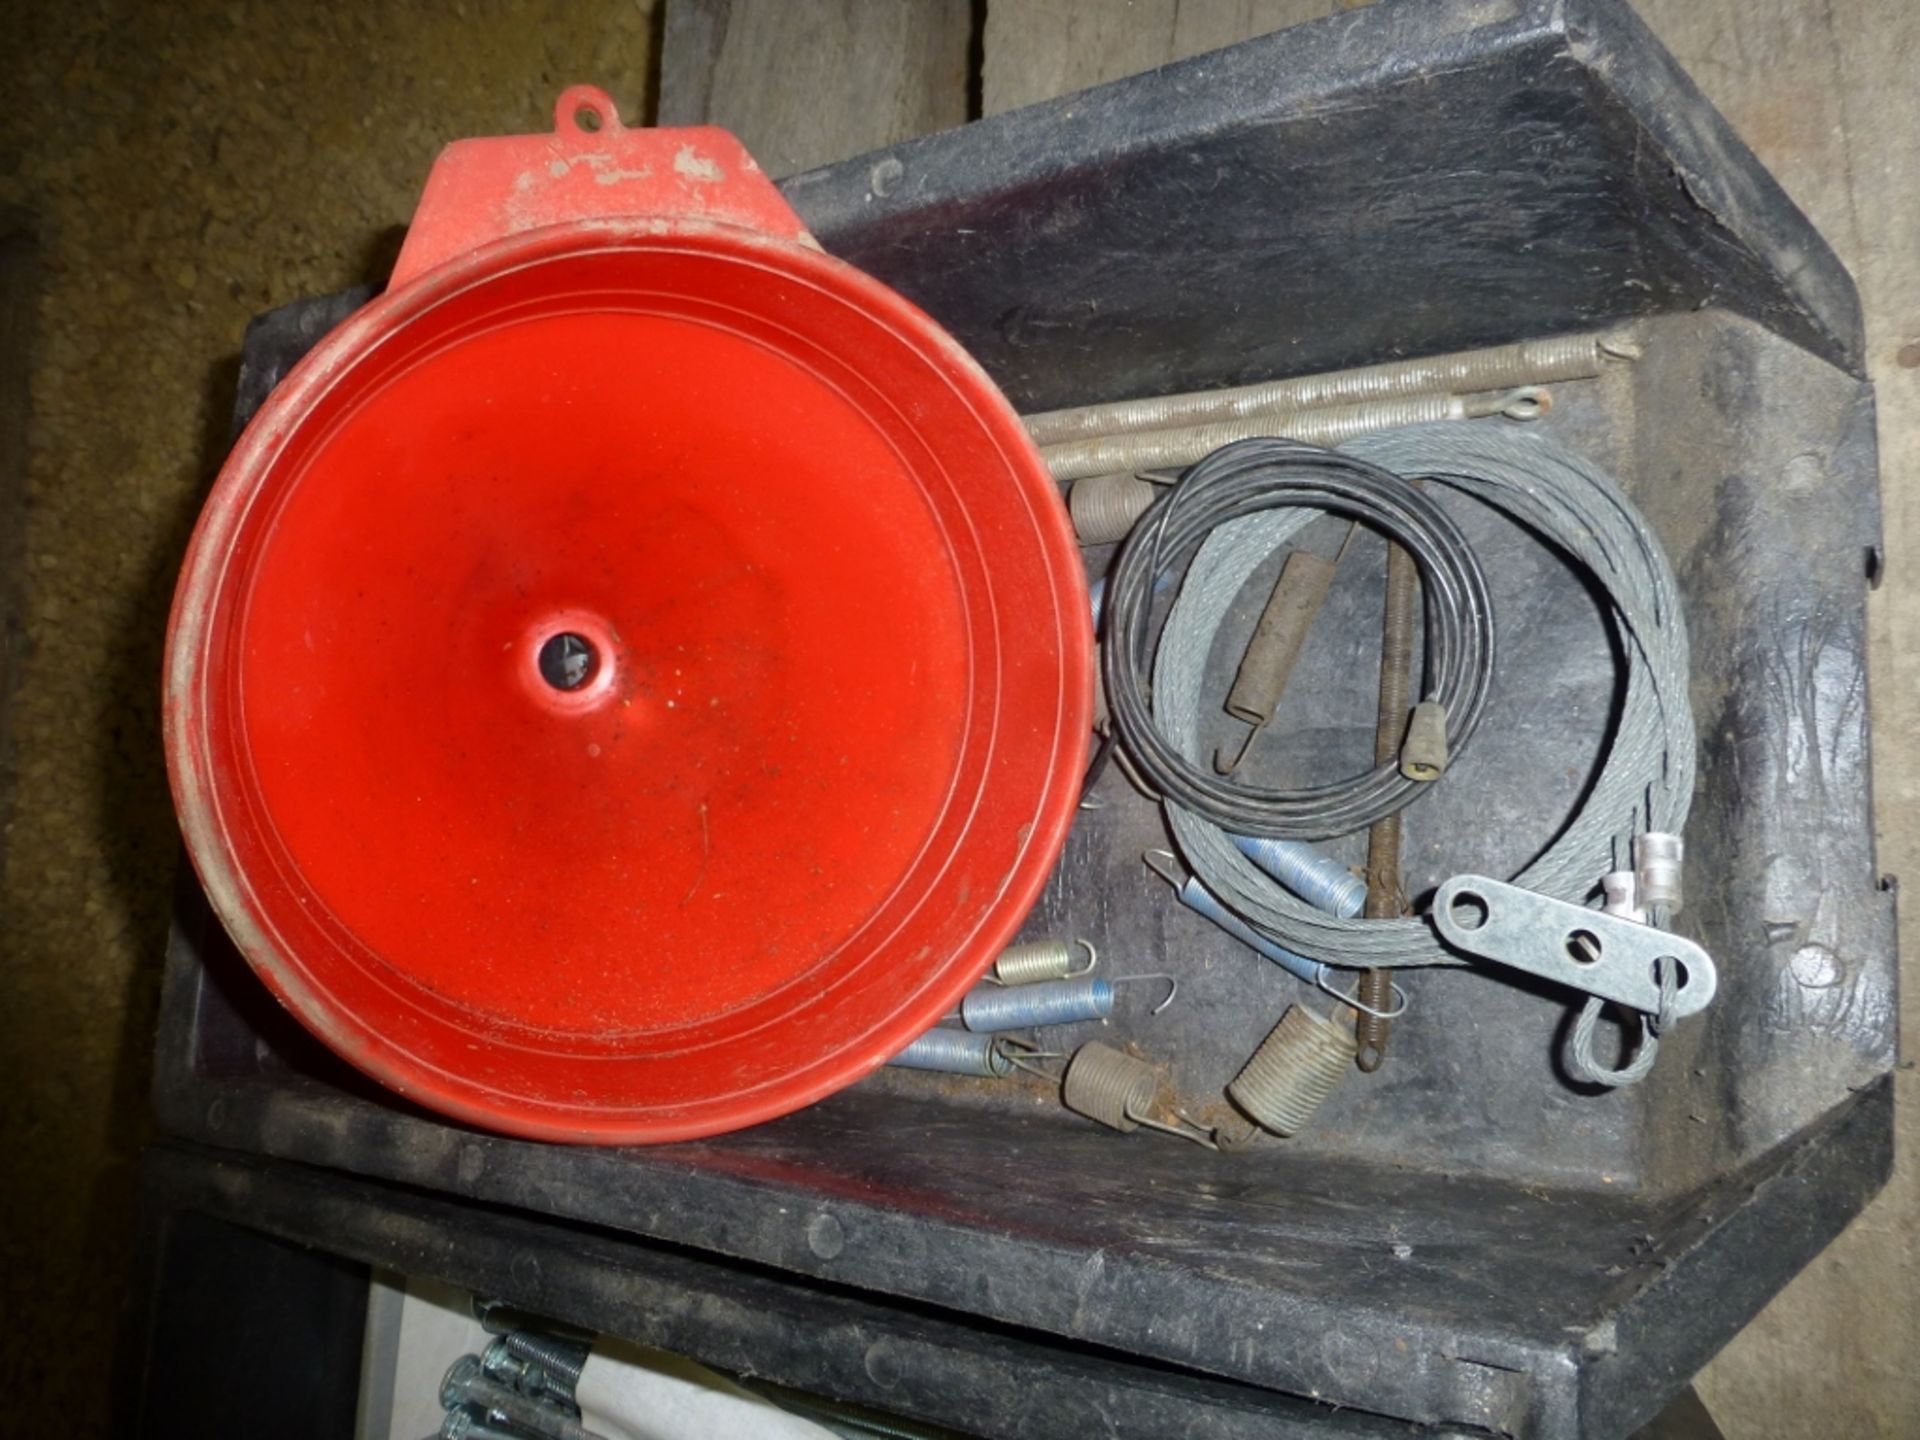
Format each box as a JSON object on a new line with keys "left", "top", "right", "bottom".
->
{"left": 992, "top": 938, "right": 1098, "bottom": 986}
{"left": 1062, "top": 1043, "right": 1217, "bottom": 1147}
{"left": 1228, "top": 1005, "right": 1357, "bottom": 1138}
{"left": 1069, "top": 473, "right": 1159, "bottom": 544}
{"left": 959, "top": 973, "right": 1177, "bottom": 1032}
{"left": 1062, "top": 1042, "right": 1156, "bottom": 1131}
{"left": 889, "top": 1029, "right": 1014, "bottom": 1077}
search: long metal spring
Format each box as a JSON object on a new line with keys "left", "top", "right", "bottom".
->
{"left": 960, "top": 973, "right": 1177, "bottom": 1031}
{"left": 962, "top": 976, "right": 1113, "bottom": 1031}
{"left": 889, "top": 1028, "right": 1014, "bottom": 1077}
{"left": 1070, "top": 473, "right": 1158, "bottom": 544}
{"left": 991, "top": 938, "right": 1097, "bottom": 986}
{"left": 1356, "top": 486, "right": 1419, "bottom": 1069}
{"left": 1149, "top": 854, "right": 1319, "bottom": 985}
{"left": 1039, "top": 387, "right": 1546, "bottom": 483}
{"left": 1024, "top": 333, "right": 1608, "bottom": 446}
{"left": 1230, "top": 834, "right": 1365, "bottom": 917}
{"left": 1228, "top": 1006, "right": 1357, "bottom": 1137}
{"left": 1061, "top": 1043, "right": 1215, "bottom": 1147}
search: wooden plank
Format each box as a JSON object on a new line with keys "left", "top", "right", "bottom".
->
{"left": 658, "top": 0, "right": 974, "bottom": 177}
{"left": 1625, "top": 2, "right": 1920, "bottom": 1436}
{"left": 982, "top": 0, "right": 1346, "bottom": 116}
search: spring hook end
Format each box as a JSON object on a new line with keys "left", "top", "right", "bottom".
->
{"left": 1498, "top": 385, "right": 1551, "bottom": 420}
{"left": 1113, "top": 972, "right": 1179, "bottom": 1015}
{"left": 1129, "top": 1104, "right": 1220, "bottom": 1150}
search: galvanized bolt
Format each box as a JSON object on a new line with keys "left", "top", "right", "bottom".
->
{"left": 481, "top": 1337, "right": 536, "bottom": 1386}
{"left": 482, "top": 1337, "right": 572, "bottom": 1410}
{"left": 503, "top": 1331, "right": 588, "bottom": 1391}
{"left": 440, "top": 1355, "right": 595, "bottom": 1440}
{"left": 440, "top": 1408, "right": 529, "bottom": 1440}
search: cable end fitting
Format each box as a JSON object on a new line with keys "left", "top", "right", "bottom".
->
{"left": 1399, "top": 700, "right": 1449, "bottom": 782}
{"left": 1634, "top": 832, "right": 1684, "bottom": 913}
{"left": 1601, "top": 870, "right": 1647, "bottom": 924}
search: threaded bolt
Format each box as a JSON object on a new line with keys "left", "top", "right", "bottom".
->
{"left": 441, "top": 1408, "right": 530, "bottom": 1440}
{"left": 480, "top": 1336, "right": 568, "bottom": 1406}
{"left": 503, "top": 1332, "right": 588, "bottom": 1390}
{"left": 440, "top": 1355, "right": 594, "bottom": 1440}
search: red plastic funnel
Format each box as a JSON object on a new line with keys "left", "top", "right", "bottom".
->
{"left": 165, "top": 89, "right": 1090, "bottom": 1143}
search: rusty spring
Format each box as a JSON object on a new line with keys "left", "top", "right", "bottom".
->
{"left": 1228, "top": 1005, "right": 1357, "bottom": 1138}
{"left": 1356, "top": 483, "right": 1421, "bottom": 1070}
{"left": 1061, "top": 1043, "right": 1216, "bottom": 1148}
{"left": 1069, "top": 473, "right": 1159, "bottom": 544}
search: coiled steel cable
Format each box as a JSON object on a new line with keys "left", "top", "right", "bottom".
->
{"left": 1104, "top": 438, "right": 1494, "bottom": 840}
{"left": 1156, "top": 424, "right": 1694, "bottom": 980}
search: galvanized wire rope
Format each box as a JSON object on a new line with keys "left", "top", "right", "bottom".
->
{"left": 1104, "top": 439, "right": 1495, "bottom": 840}
{"left": 1154, "top": 424, "right": 1694, "bottom": 987}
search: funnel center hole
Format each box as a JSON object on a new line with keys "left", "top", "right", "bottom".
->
{"left": 538, "top": 632, "right": 599, "bottom": 691}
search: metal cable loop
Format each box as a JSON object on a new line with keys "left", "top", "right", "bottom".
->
{"left": 1104, "top": 438, "right": 1495, "bottom": 840}
{"left": 1156, "top": 423, "right": 1694, "bottom": 982}
{"left": 1564, "top": 952, "right": 1680, "bottom": 1087}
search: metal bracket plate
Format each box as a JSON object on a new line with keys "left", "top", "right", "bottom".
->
{"left": 1432, "top": 875, "right": 1717, "bottom": 1017}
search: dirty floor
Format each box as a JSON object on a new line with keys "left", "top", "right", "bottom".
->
{"left": 0, "top": 1, "right": 1914, "bottom": 1437}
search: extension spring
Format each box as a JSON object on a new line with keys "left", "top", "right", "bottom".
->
{"left": 991, "top": 938, "right": 1097, "bottom": 986}
{"left": 1228, "top": 1005, "right": 1356, "bottom": 1138}
{"left": 959, "top": 973, "right": 1175, "bottom": 1032}
{"left": 1061, "top": 1043, "right": 1215, "bottom": 1148}
{"left": 889, "top": 1029, "right": 1015, "bottom": 1077}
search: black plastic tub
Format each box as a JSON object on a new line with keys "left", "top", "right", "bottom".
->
{"left": 147, "top": 2, "right": 1893, "bottom": 1436}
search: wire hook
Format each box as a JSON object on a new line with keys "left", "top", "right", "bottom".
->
{"left": 1315, "top": 967, "right": 1409, "bottom": 1020}
{"left": 1113, "top": 972, "right": 1179, "bottom": 1015}
{"left": 1127, "top": 1102, "right": 1218, "bottom": 1149}
{"left": 1143, "top": 848, "right": 1185, "bottom": 890}
{"left": 996, "top": 1036, "right": 1067, "bottom": 1079}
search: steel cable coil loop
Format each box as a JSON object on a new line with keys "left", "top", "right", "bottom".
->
{"left": 1157, "top": 423, "right": 1694, "bottom": 980}
{"left": 1104, "top": 438, "right": 1495, "bottom": 840}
